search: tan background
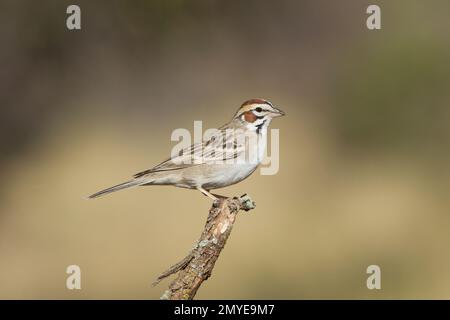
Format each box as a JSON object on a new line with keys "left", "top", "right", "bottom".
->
{"left": 1, "top": 0, "right": 450, "bottom": 299}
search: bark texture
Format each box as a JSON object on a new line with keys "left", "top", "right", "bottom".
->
{"left": 153, "top": 194, "right": 256, "bottom": 300}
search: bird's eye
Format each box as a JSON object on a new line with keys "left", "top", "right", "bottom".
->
{"left": 255, "top": 107, "right": 262, "bottom": 112}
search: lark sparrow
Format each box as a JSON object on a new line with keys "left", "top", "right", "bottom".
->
{"left": 89, "top": 99, "right": 285, "bottom": 200}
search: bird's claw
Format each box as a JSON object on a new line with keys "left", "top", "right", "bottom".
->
{"left": 212, "top": 198, "right": 222, "bottom": 207}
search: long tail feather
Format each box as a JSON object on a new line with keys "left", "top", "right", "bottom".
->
{"left": 88, "top": 180, "right": 142, "bottom": 199}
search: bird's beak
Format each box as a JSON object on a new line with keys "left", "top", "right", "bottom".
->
{"left": 271, "top": 107, "right": 286, "bottom": 117}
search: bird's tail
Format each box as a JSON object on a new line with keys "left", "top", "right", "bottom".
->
{"left": 88, "top": 179, "right": 143, "bottom": 199}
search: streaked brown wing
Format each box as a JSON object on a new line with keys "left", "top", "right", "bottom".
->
{"left": 133, "top": 142, "right": 203, "bottom": 178}
{"left": 133, "top": 128, "right": 245, "bottom": 178}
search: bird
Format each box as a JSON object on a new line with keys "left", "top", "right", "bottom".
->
{"left": 88, "top": 99, "right": 285, "bottom": 200}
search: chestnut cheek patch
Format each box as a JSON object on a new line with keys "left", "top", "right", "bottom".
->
{"left": 243, "top": 111, "right": 257, "bottom": 123}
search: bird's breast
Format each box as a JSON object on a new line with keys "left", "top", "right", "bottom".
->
{"left": 193, "top": 163, "right": 258, "bottom": 190}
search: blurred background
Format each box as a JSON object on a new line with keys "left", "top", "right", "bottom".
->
{"left": 1, "top": 0, "right": 449, "bottom": 299}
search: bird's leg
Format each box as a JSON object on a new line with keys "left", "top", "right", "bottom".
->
{"left": 211, "top": 192, "right": 228, "bottom": 199}
{"left": 197, "top": 187, "right": 218, "bottom": 201}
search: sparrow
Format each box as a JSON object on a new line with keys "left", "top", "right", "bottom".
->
{"left": 88, "top": 99, "right": 285, "bottom": 200}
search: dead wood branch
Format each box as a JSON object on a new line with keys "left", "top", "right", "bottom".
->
{"left": 154, "top": 194, "right": 256, "bottom": 300}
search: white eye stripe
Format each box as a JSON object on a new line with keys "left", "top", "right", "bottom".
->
{"left": 235, "top": 102, "right": 274, "bottom": 119}
{"left": 254, "top": 103, "right": 277, "bottom": 113}
{"left": 253, "top": 109, "right": 272, "bottom": 117}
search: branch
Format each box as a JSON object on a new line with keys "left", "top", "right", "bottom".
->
{"left": 153, "top": 194, "right": 256, "bottom": 300}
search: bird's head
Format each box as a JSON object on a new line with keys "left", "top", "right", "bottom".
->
{"left": 233, "top": 99, "right": 285, "bottom": 131}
